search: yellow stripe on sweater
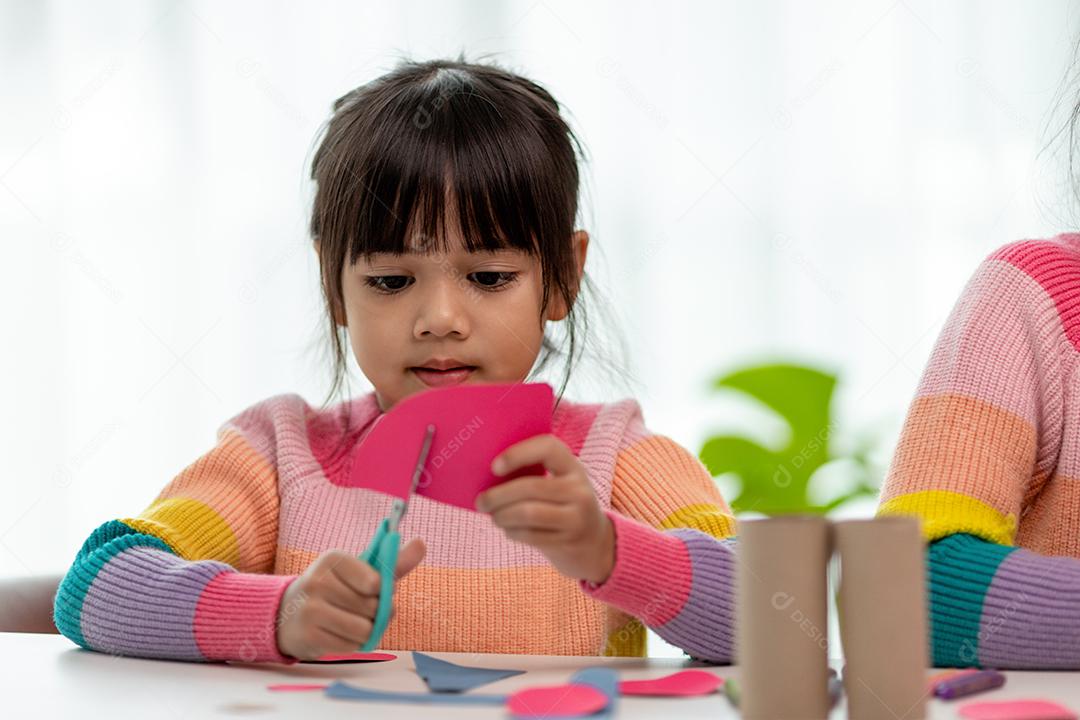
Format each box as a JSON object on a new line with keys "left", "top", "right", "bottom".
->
{"left": 660, "top": 503, "right": 737, "bottom": 539}
{"left": 877, "top": 490, "right": 1017, "bottom": 546}
{"left": 123, "top": 497, "right": 240, "bottom": 566}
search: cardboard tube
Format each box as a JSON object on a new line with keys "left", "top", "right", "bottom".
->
{"left": 737, "top": 515, "right": 831, "bottom": 719}
{"left": 834, "top": 516, "right": 928, "bottom": 720}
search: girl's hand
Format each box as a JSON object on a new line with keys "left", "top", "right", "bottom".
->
{"left": 476, "top": 434, "right": 614, "bottom": 584}
{"left": 275, "top": 539, "right": 426, "bottom": 660}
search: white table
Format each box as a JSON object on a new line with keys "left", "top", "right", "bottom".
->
{"left": 3, "top": 632, "right": 1080, "bottom": 718}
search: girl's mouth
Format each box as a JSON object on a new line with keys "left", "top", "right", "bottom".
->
{"left": 410, "top": 366, "right": 477, "bottom": 388}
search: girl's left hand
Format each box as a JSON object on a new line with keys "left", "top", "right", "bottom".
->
{"left": 475, "top": 434, "right": 615, "bottom": 585}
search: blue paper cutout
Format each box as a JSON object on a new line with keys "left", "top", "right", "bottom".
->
{"left": 569, "top": 667, "right": 618, "bottom": 718}
{"left": 325, "top": 681, "right": 508, "bottom": 705}
{"left": 413, "top": 651, "right": 526, "bottom": 693}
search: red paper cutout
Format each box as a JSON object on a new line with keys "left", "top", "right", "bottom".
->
{"left": 959, "top": 699, "right": 1077, "bottom": 720}
{"left": 341, "top": 382, "right": 554, "bottom": 510}
{"left": 618, "top": 669, "right": 723, "bottom": 697}
{"left": 507, "top": 682, "right": 609, "bottom": 718}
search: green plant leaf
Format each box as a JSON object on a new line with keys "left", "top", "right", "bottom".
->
{"left": 699, "top": 435, "right": 774, "bottom": 478}
{"left": 700, "top": 361, "right": 880, "bottom": 517}
{"left": 712, "top": 364, "right": 836, "bottom": 451}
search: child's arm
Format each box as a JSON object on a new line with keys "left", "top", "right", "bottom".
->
{"left": 53, "top": 398, "right": 298, "bottom": 663}
{"left": 579, "top": 417, "right": 738, "bottom": 664}
{"left": 877, "top": 239, "right": 1080, "bottom": 669}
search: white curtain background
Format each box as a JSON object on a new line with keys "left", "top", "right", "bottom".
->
{"left": 2, "top": 0, "right": 1077, "bottom": 657}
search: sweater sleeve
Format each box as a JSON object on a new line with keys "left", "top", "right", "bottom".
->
{"left": 579, "top": 405, "right": 738, "bottom": 663}
{"left": 877, "top": 240, "right": 1080, "bottom": 669}
{"left": 53, "top": 398, "right": 299, "bottom": 664}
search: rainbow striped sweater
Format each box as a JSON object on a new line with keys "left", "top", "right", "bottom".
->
{"left": 54, "top": 390, "right": 738, "bottom": 663}
{"left": 878, "top": 234, "right": 1080, "bottom": 669}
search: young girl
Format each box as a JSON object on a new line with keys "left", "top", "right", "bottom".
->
{"left": 877, "top": 233, "right": 1080, "bottom": 668}
{"left": 52, "top": 58, "right": 738, "bottom": 664}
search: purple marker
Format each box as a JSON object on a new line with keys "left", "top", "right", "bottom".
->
{"left": 933, "top": 669, "right": 1006, "bottom": 700}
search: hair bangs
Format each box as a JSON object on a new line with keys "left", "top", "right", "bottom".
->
{"left": 316, "top": 65, "right": 574, "bottom": 265}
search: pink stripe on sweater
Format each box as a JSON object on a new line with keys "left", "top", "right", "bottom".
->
{"left": 991, "top": 236, "right": 1080, "bottom": 353}
{"left": 916, "top": 260, "right": 1064, "bottom": 437}
{"left": 581, "top": 510, "right": 692, "bottom": 626}
{"left": 226, "top": 393, "right": 339, "bottom": 497}
{"left": 278, "top": 483, "right": 552, "bottom": 569}
{"left": 192, "top": 571, "right": 298, "bottom": 664}
{"left": 575, "top": 399, "right": 644, "bottom": 507}
{"left": 552, "top": 400, "right": 602, "bottom": 456}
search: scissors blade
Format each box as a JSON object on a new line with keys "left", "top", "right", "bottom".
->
{"left": 390, "top": 424, "right": 435, "bottom": 529}
{"left": 409, "top": 423, "right": 435, "bottom": 496}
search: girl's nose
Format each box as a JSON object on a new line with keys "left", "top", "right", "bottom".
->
{"left": 413, "top": 280, "right": 471, "bottom": 339}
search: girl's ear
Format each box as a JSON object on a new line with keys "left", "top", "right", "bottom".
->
{"left": 546, "top": 230, "right": 589, "bottom": 322}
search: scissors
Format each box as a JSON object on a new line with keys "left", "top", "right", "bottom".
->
{"left": 358, "top": 423, "right": 435, "bottom": 652}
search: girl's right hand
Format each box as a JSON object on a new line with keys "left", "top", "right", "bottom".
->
{"left": 275, "top": 538, "right": 426, "bottom": 660}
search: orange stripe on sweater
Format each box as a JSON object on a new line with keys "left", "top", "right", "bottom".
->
{"left": 612, "top": 435, "right": 736, "bottom": 537}
{"left": 880, "top": 393, "right": 1035, "bottom": 522}
{"left": 276, "top": 547, "right": 611, "bottom": 656}
{"left": 147, "top": 428, "right": 279, "bottom": 573}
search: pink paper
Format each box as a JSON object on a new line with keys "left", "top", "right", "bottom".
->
{"left": 507, "top": 683, "right": 609, "bottom": 718}
{"left": 267, "top": 684, "right": 328, "bottom": 692}
{"left": 304, "top": 651, "right": 397, "bottom": 663}
{"left": 618, "top": 670, "right": 723, "bottom": 697}
{"left": 959, "top": 700, "right": 1078, "bottom": 720}
{"left": 341, "top": 382, "right": 554, "bottom": 510}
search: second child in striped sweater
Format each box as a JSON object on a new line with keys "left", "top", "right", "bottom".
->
{"left": 878, "top": 235, "right": 1080, "bottom": 669}
{"left": 53, "top": 57, "right": 739, "bottom": 664}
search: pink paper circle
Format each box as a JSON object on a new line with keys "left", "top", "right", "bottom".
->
{"left": 267, "top": 684, "right": 328, "bottom": 692}
{"left": 507, "top": 683, "right": 609, "bottom": 718}
{"left": 619, "top": 670, "right": 723, "bottom": 697}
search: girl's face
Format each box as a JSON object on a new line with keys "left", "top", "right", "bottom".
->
{"left": 337, "top": 229, "right": 588, "bottom": 412}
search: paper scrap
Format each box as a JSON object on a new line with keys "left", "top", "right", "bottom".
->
{"left": 568, "top": 667, "right": 618, "bottom": 719}
{"left": 507, "top": 683, "right": 609, "bottom": 718}
{"left": 618, "top": 669, "right": 722, "bottom": 697}
{"left": 324, "top": 681, "right": 506, "bottom": 706}
{"left": 958, "top": 699, "right": 1077, "bottom": 720}
{"left": 413, "top": 651, "right": 526, "bottom": 692}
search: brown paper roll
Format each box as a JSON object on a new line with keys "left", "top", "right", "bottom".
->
{"left": 834, "top": 516, "right": 928, "bottom": 720}
{"left": 737, "top": 515, "right": 831, "bottom": 719}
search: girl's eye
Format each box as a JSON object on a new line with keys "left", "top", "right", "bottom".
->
{"left": 363, "top": 271, "right": 518, "bottom": 294}
{"left": 364, "top": 275, "right": 413, "bottom": 293}
{"left": 469, "top": 271, "right": 518, "bottom": 290}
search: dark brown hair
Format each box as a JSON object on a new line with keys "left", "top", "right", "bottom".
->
{"left": 307, "top": 55, "right": 627, "bottom": 421}
{"left": 1039, "top": 27, "right": 1080, "bottom": 226}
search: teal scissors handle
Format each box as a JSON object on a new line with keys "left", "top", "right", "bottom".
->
{"left": 358, "top": 517, "right": 400, "bottom": 652}
{"left": 355, "top": 423, "right": 434, "bottom": 652}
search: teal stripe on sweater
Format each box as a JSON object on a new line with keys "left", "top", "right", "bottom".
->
{"left": 53, "top": 520, "right": 175, "bottom": 648}
{"left": 927, "top": 533, "right": 1017, "bottom": 667}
